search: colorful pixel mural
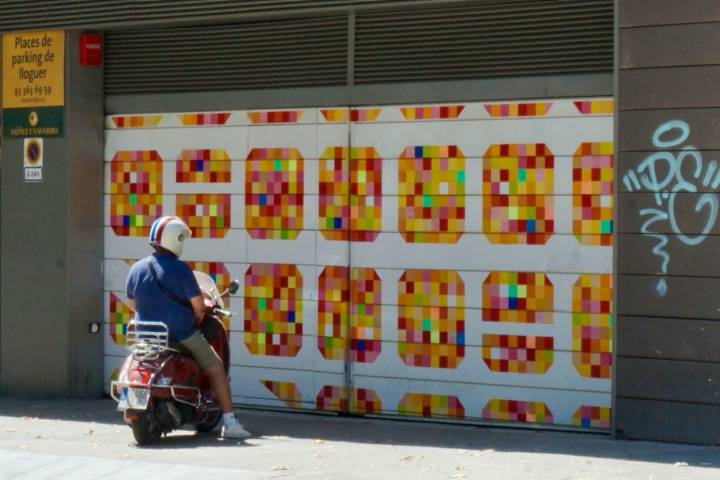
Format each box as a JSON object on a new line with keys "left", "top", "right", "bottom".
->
{"left": 109, "top": 151, "right": 163, "bottom": 237}
{"left": 248, "top": 110, "right": 303, "bottom": 124}
{"left": 316, "top": 385, "right": 382, "bottom": 414}
{"left": 572, "top": 405, "right": 611, "bottom": 429}
{"left": 244, "top": 264, "right": 303, "bottom": 357}
{"left": 483, "top": 399, "right": 553, "bottom": 424}
{"left": 483, "top": 144, "right": 554, "bottom": 244}
{"left": 572, "top": 274, "right": 613, "bottom": 379}
{"left": 109, "top": 293, "right": 133, "bottom": 346}
{"left": 319, "top": 147, "right": 350, "bottom": 241}
{"left": 398, "top": 393, "right": 465, "bottom": 419}
{"left": 484, "top": 102, "right": 553, "bottom": 117}
{"left": 245, "top": 148, "right": 304, "bottom": 240}
{"left": 317, "top": 266, "right": 350, "bottom": 361}
{"left": 398, "top": 270, "right": 465, "bottom": 369}
{"left": 111, "top": 115, "right": 162, "bottom": 128}
{"left": 319, "top": 146, "right": 385, "bottom": 242}
{"left": 176, "top": 149, "right": 232, "bottom": 183}
{"left": 482, "top": 272, "right": 554, "bottom": 324}
{"left": 350, "top": 147, "right": 382, "bottom": 242}
{"left": 350, "top": 268, "right": 382, "bottom": 363}
{"left": 400, "top": 105, "right": 465, "bottom": 120}
{"left": 176, "top": 194, "right": 231, "bottom": 238}
{"left": 105, "top": 100, "right": 614, "bottom": 430}
{"left": 262, "top": 380, "right": 303, "bottom": 409}
{"left": 573, "top": 142, "right": 614, "bottom": 246}
{"left": 179, "top": 112, "right": 230, "bottom": 126}
{"left": 482, "top": 334, "right": 554, "bottom": 374}
{"left": 317, "top": 266, "right": 383, "bottom": 363}
{"left": 398, "top": 146, "right": 465, "bottom": 243}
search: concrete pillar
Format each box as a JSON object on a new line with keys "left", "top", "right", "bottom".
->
{"left": 0, "top": 30, "right": 104, "bottom": 396}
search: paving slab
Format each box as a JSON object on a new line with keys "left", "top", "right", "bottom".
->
{"left": 0, "top": 397, "right": 719, "bottom": 480}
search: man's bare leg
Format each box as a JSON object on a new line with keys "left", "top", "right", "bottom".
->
{"left": 204, "top": 360, "right": 233, "bottom": 413}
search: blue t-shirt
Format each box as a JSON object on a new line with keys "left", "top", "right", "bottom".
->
{"left": 125, "top": 252, "right": 201, "bottom": 342}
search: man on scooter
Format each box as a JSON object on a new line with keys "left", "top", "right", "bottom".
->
{"left": 125, "top": 215, "right": 251, "bottom": 439}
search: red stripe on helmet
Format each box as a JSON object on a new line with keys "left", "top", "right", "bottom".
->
{"left": 154, "top": 216, "right": 179, "bottom": 244}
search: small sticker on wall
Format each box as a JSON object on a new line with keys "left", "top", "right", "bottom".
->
{"left": 24, "top": 137, "right": 43, "bottom": 182}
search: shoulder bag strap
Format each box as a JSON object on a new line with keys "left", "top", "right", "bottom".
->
{"left": 147, "top": 256, "right": 193, "bottom": 311}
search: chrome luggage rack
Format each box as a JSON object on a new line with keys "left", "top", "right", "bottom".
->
{"left": 112, "top": 320, "right": 203, "bottom": 408}
{"left": 126, "top": 320, "right": 169, "bottom": 361}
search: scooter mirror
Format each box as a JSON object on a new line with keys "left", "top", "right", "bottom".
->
{"left": 228, "top": 279, "right": 240, "bottom": 295}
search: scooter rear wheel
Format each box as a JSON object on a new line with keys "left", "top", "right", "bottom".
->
{"left": 195, "top": 410, "right": 222, "bottom": 433}
{"left": 130, "top": 410, "right": 162, "bottom": 445}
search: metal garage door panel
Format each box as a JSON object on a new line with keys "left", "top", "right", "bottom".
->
{"left": 102, "top": 98, "right": 614, "bottom": 431}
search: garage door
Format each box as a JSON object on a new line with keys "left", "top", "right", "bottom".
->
{"left": 103, "top": 97, "right": 613, "bottom": 430}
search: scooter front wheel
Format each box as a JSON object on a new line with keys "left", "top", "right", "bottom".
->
{"left": 130, "top": 410, "right": 162, "bottom": 445}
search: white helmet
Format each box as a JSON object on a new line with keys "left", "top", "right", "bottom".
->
{"left": 148, "top": 216, "right": 191, "bottom": 257}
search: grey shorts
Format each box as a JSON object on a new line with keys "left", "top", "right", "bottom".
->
{"left": 179, "top": 330, "right": 220, "bottom": 370}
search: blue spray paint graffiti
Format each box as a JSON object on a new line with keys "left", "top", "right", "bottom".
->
{"left": 623, "top": 120, "right": 720, "bottom": 296}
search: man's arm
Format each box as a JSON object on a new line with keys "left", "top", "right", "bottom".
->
{"left": 190, "top": 295, "right": 205, "bottom": 323}
{"left": 127, "top": 298, "right": 136, "bottom": 312}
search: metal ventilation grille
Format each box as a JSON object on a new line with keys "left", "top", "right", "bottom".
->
{"left": 0, "top": 0, "right": 416, "bottom": 31}
{"left": 104, "top": 16, "right": 348, "bottom": 94}
{"left": 354, "top": 0, "right": 613, "bottom": 83}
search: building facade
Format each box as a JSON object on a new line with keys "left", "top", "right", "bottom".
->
{"left": 0, "top": 0, "right": 716, "bottom": 444}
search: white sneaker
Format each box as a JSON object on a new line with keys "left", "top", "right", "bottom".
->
{"left": 222, "top": 421, "right": 251, "bottom": 439}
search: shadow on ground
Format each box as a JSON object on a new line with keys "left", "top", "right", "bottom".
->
{"left": 1, "top": 396, "right": 717, "bottom": 469}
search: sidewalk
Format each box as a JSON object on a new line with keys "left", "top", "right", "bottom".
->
{"left": 0, "top": 397, "right": 718, "bottom": 480}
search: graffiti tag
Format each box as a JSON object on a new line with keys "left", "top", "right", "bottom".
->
{"left": 623, "top": 120, "right": 719, "bottom": 296}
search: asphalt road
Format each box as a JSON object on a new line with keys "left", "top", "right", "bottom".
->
{"left": 0, "top": 397, "right": 718, "bottom": 479}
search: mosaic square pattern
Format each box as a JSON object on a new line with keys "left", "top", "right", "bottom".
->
{"left": 351, "top": 147, "right": 382, "bottom": 242}
{"left": 248, "top": 110, "right": 303, "bottom": 124}
{"left": 483, "top": 144, "right": 554, "bottom": 244}
{"left": 176, "top": 149, "right": 232, "bottom": 183}
{"left": 261, "top": 380, "right": 303, "bottom": 408}
{"left": 398, "top": 270, "right": 465, "bottom": 369}
{"left": 109, "top": 151, "right": 163, "bottom": 237}
{"left": 351, "top": 108, "right": 382, "bottom": 122}
{"left": 186, "top": 261, "right": 231, "bottom": 329}
{"left": 320, "top": 108, "right": 350, "bottom": 122}
{"left": 482, "top": 334, "right": 554, "bottom": 374}
{"left": 484, "top": 102, "right": 553, "bottom": 117}
{"left": 572, "top": 405, "right": 611, "bottom": 429}
{"left": 176, "top": 194, "right": 231, "bottom": 239}
{"left": 483, "top": 399, "right": 554, "bottom": 424}
{"left": 482, "top": 272, "right": 554, "bottom": 324}
{"left": 320, "top": 108, "right": 382, "bottom": 122}
{"left": 316, "top": 386, "right": 382, "bottom": 414}
{"left": 398, "top": 146, "right": 465, "bottom": 243}
{"left": 111, "top": 115, "right": 162, "bottom": 128}
{"left": 573, "top": 142, "right": 614, "bottom": 246}
{"left": 398, "top": 393, "right": 465, "bottom": 419}
{"left": 244, "top": 264, "right": 303, "bottom": 357}
{"left": 319, "top": 147, "right": 350, "bottom": 241}
{"left": 400, "top": 105, "right": 464, "bottom": 120}
{"left": 350, "top": 268, "right": 382, "bottom": 363}
{"left": 179, "top": 112, "right": 230, "bottom": 126}
{"left": 318, "top": 266, "right": 350, "bottom": 361}
{"left": 572, "top": 274, "right": 612, "bottom": 379}
{"left": 317, "top": 267, "right": 383, "bottom": 362}
{"left": 109, "top": 293, "right": 133, "bottom": 345}
{"left": 574, "top": 100, "right": 614, "bottom": 115}
{"left": 246, "top": 148, "right": 304, "bottom": 240}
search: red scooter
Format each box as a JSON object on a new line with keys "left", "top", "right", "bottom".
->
{"left": 112, "top": 273, "right": 238, "bottom": 445}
